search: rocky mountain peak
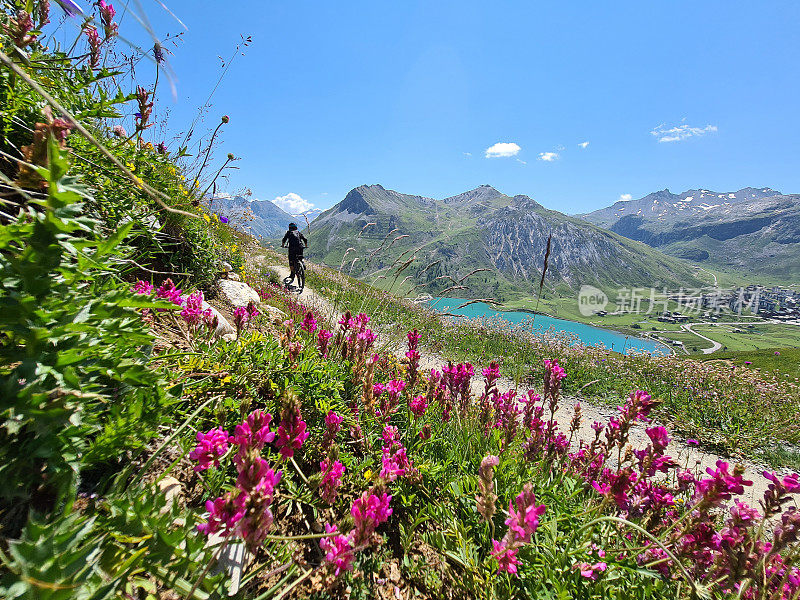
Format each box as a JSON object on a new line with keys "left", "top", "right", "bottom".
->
{"left": 442, "top": 184, "right": 503, "bottom": 205}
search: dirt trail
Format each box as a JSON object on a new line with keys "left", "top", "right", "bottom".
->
{"left": 260, "top": 262, "right": 787, "bottom": 508}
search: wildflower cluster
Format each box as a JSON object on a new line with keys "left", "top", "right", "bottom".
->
{"left": 320, "top": 490, "right": 393, "bottom": 576}
{"left": 132, "top": 278, "right": 225, "bottom": 338}
{"left": 490, "top": 484, "right": 546, "bottom": 575}
{"left": 191, "top": 410, "right": 284, "bottom": 551}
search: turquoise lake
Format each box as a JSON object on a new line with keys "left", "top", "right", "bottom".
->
{"left": 429, "top": 298, "right": 670, "bottom": 356}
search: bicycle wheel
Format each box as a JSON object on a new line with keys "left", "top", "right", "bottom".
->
{"left": 296, "top": 260, "right": 305, "bottom": 292}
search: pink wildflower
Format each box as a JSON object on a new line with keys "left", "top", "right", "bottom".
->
{"left": 762, "top": 471, "right": 800, "bottom": 516}
{"left": 188, "top": 427, "right": 231, "bottom": 471}
{"left": 410, "top": 395, "right": 428, "bottom": 418}
{"left": 323, "top": 410, "right": 344, "bottom": 448}
{"left": 233, "top": 306, "right": 251, "bottom": 336}
{"left": 180, "top": 290, "right": 206, "bottom": 327}
{"left": 482, "top": 362, "right": 500, "bottom": 388}
{"left": 477, "top": 455, "right": 499, "bottom": 521}
{"left": 301, "top": 311, "right": 317, "bottom": 334}
{"left": 97, "top": 0, "right": 118, "bottom": 38}
{"left": 239, "top": 475, "right": 280, "bottom": 549}
{"left": 319, "top": 459, "right": 346, "bottom": 504}
{"left": 695, "top": 460, "right": 753, "bottom": 508}
{"left": 491, "top": 539, "right": 520, "bottom": 575}
{"left": 275, "top": 402, "right": 309, "bottom": 459}
{"left": 317, "top": 328, "right": 333, "bottom": 357}
{"left": 504, "top": 484, "right": 546, "bottom": 544}
{"left": 197, "top": 491, "right": 244, "bottom": 535}
{"left": 645, "top": 425, "right": 670, "bottom": 453}
{"left": 156, "top": 278, "right": 184, "bottom": 306}
{"left": 320, "top": 524, "right": 355, "bottom": 576}
{"left": 233, "top": 410, "right": 275, "bottom": 453}
{"left": 574, "top": 561, "right": 607, "bottom": 581}
{"left": 132, "top": 280, "right": 155, "bottom": 295}
{"left": 350, "top": 491, "right": 392, "bottom": 546}
{"left": 83, "top": 25, "right": 102, "bottom": 68}
{"left": 380, "top": 425, "right": 412, "bottom": 482}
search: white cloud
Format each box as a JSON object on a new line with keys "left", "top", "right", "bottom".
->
{"left": 516, "top": 158, "right": 527, "bottom": 165}
{"left": 272, "top": 192, "right": 315, "bottom": 214}
{"left": 538, "top": 152, "right": 559, "bottom": 162}
{"left": 463, "top": 152, "right": 472, "bottom": 157}
{"left": 618, "top": 193, "right": 633, "bottom": 202}
{"left": 578, "top": 141, "right": 589, "bottom": 149}
{"left": 485, "top": 142, "right": 521, "bottom": 158}
{"left": 650, "top": 122, "right": 718, "bottom": 143}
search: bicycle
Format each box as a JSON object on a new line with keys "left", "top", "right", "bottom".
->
{"left": 294, "top": 257, "right": 305, "bottom": 293}
{"left": 284, "top": 256, "right": 305, "bottom": 293}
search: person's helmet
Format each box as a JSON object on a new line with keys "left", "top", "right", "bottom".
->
{"left": 288, "top": 222, "right": 298, "bottom": 230}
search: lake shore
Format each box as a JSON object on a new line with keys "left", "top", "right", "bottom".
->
{"left": 428, "top": 297, "right": 674, "bottom": 356}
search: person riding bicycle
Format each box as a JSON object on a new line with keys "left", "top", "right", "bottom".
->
{"left": 281, "top": 222, "right": 308, "bottom": 285}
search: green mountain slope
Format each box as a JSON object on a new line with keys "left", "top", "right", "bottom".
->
{"left": 307, "top": 184, "right": 706, "bottom": 300}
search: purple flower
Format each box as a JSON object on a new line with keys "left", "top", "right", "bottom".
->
{"left": 275, "top": 404, "right": 309, "bottom": 459}
{"left": 54, "top": 0, "right": 84, "bottom": 17}
{"left": 97, "top": 0, "right": 118, "bottom": 39}
{"left": 189, "top": 427, "right": 231, "bottom": 471}
{"left": 197, "top": 492, "right": 244, "bottom": 536}
{"left": 180, "top": 290, "right": 206, "bottom": 327}
{"left": 319, "top": 459, "right": 345, "bottom": 503}
{"left": 219, "top": 215, "right": 229, "bottom": 223}
{"left": 320, "top": 524, "right": 355, "bottom": 576}
{"left": 131, "top": 280, "right": 154, "bottom": 295}
{"left": 301, "top": 311, "right": 317, "bottom": 334}
{"left": 233, "top": 410, "right": 275, "bottom": 453}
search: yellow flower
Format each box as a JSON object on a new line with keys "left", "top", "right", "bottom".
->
{"left": 203, "top": 214, "right": 211, "bottom": 223}
{"left": 126, "top": 162, "right": 136, "bottom": 172}
{"left": 133, "top": 176, "right": 144, "bottom": 189}
{"left": 221, "top": 375, "right": 232, "bottom": 384}
{"left": 363, "top": 469, "right": 372, "bottom": 481}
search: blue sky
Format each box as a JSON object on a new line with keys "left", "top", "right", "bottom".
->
{"left": 54, "top": 0, "right": 800, "bottom": 214}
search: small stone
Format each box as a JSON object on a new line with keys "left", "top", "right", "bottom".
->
{"left": 262, "top": 305, "right": 287, "bottom": 321}
{"left": 218, "top": 279, "right": 260, "bottom": 308}
{"left": 228, "top": 272, "right": 241, "bottom": 282}
{"left": 157, "top": 476, "right": 182, "bottom": 513}
{"left": 222, "top": 333, "right": 237, "bottom": 342}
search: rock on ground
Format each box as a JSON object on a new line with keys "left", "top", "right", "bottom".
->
{"left": 218, "top": 280, "right": 260, "bottom": 308}
{"left": 202, "top": 300, "right": 236, "bottom": 338}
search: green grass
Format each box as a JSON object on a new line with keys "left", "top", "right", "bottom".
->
{"left": 694, "top": 347, "right": 800, "bottom": 380}
{"left": 690, "top": 323, "right": 800, "bottom": 352}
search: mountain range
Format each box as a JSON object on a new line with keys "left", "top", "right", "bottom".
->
{"left": 579, "top": 188, "right": 800, "bottom": 280}
{"left": 209, "top": 195, "right": 293, "bottom": 240}
{"left": 305, "top": 184, "right": 706, "bottom": 300}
